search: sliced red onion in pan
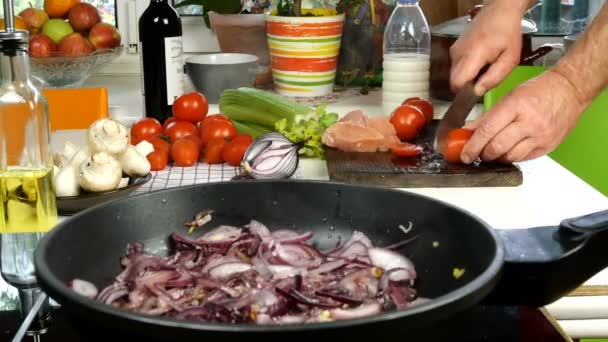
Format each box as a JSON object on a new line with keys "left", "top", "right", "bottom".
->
{"left": 208, "top": 262, "right": 253, "bottom": 280}
{"left": 330, "top": 302, "right": 383, "bottom": 320}
{"left": 368, "top": 247, "right": 417, "bottom": 281}
{"left": 69, "top": 279, "right": 99, "bottom": 299}
{"left": 74, "top": 216, "right": 423, "bottom": 325}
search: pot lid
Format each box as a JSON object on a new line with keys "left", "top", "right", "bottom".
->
{"left": 431, "top": 16, "right": 537, "bottom": 38}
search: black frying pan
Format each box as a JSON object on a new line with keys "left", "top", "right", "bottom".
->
{"left": 34, "top": 180, "right": 608, "bottom": 341}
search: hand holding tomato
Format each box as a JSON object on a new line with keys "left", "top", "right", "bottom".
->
{"left": 443, "top": 128, "right": 474, "bottom": 163}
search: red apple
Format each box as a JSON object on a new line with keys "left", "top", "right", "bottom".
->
{"left": 68, "top": 3, "right": 100, "bottom": 32}
{"left": 19, "top": 7, "right": 49, "bottom": 34}
{"left": 88, "top": 23, "right": 121, "bottom": 50}
{"left": 57, "top": 32, "right": 94, "bottom": 57}
{"left": 29, "top": 34, "right": 57, "bottom": 58}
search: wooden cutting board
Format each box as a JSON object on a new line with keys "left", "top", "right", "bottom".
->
{"left": 325, "top": 120, "right": 523, "bottom": 188}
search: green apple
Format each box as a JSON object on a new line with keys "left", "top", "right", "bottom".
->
{"left": 41, "top": 19, "right": 74, "bottom": 44}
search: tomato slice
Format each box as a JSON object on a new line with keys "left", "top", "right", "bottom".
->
{"left": 443, "top": 128, "right": 474, "bottom": 163}
{"left": 390, "top": 142, "right": 423, "bottom": 157}
{"left": 204, "top": 137, "right": 227, "bottom": 164}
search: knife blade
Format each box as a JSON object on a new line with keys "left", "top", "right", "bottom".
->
{"left": 433, "top": 65, "right": 490, "bottom": 154}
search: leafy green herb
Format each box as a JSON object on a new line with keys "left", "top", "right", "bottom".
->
{"left": 275, "top": 103, "right": 338, "bottom": 159}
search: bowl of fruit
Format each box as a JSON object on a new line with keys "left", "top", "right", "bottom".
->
{"left": 18, "top": 1, "right": 123, "bottom": 88}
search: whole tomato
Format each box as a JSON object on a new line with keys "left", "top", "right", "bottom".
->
{"left": 402, "top": 97, "right": 421, "bottom": 105}
{"left": 131, "top": 118, "right": 163, "bottom": 145}
{"left": 163, "top": 117, "right": 177, "bottom": 130}
{"left": 199, "top": 120, "right": 237, "bottom": 147}
{"left": 201, "top": 114, "right": 230, "bottom": 127}
{"left": 222, "top": 134, "right": 253, "bottom": 167}
{"left": 444, "top": 128, "right": 474, "bottom": 163}
{"left": 390, "top": 142, "right": 423, "bottom": 157}
{"left": 406, "top": 99, "right": 434, "bottom": 123}
{"left": 204, "top": 137, "right": 227, "bottom": 164}
{"left": 389, "top": 105, "right": 427, "bottom": 141}
{"left": 171, "top": 138, "right": 200, "bottom": 167}
{"left": 147, "top": 135, "right": 171, "bottom": 162}
{"left": 173, "top": 92, "right": 209, "bottom": 123}
{"left": 165, "top": 121, "right": 199, "bottom": 143}
{"left": 147, "top": 150, "right": 169, "bottom": 171}
{"left": 186, "top": 135, "right": 203, "bottom": 150}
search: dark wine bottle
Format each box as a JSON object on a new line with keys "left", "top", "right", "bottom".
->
{"left": 138, "top": 0, "right": 185, "bottom": 123}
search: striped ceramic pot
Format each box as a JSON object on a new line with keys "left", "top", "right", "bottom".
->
{"left": 265, "top": 11, "right": 345, "bottom": 97}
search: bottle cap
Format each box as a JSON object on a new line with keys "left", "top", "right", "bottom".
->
{"left": 0, "top": 30, "right": 29, "bottom": 43}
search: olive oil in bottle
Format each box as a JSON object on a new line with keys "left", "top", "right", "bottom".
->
{"left": 0, "top": 8, "right": 56, "bottom": 329}
{"left": 0, "top": 168, "right": 57, "bottom": 234}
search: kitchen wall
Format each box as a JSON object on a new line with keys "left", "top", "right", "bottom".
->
{"left": 420, "top": 0, "right": 482, "bottom": 25}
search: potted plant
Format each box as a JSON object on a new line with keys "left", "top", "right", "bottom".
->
{"left": 174, "top": 0, "right": 272, "bottom": 77}
{"left": 265, "top": 0, "right": 346, "bottom": 97}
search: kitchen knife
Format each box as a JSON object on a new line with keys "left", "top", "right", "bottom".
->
{"left": 433, "top": 65, "right": 490, "bottom": 154}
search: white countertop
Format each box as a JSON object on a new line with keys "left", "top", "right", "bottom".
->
{"left": 53, "top": 75, "right": 608, "bottom": 339}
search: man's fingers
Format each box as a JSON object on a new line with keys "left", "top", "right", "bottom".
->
{"left": 474, "top": 51, "right": 520, "bottom": 96}
{"left": 450, "top": 51, "right": 489, "bottom": 93}
{"left": 480, "top": 121, "right": 529, "bottom": 161}
{"left": 497, "top": 138, "right": 536, "bottom": 163}
{"left": 460, "top": 104, "right": 518, "bottom": 164}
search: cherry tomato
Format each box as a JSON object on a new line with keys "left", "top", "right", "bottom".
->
{"left": 147, "top": 135, "right": 171, "bottom": 153}
{"left": 232, "top": 133, "right": 253, "bottom": 145}
{"left": 443, "top": 128, "right": 474, "bottom": 163}
{"left": 163, "top": 117, "right": 177, "bottom": 130}
{"left": 131, "top": 118, "right": 163, "bottom": 145}
{"left": 406, "top": 99, "right": 434, "bottom": 123}
{"left": 222, "top": 135, "right": 253, "bottom": 167}
{"left": 186, "top": 135, "right": 203, "bottom": 150}
{"left": 173, "top": 92, "right": 209, "bottom": 123}
{"left": 390, "top": 142, "right": 423, "bottom": 157}
{"left": 199, "top": 120, "right": 237, "bottom": 147}
{"left": 171, "top": 138, "right": 200, "bottom": 167}
{"left": 165, "top": 121, "right": 199, "bottom": 143}
{"left": 204, "top": 137, "right": 227, "bottom": 164}
{"left": 201, "top": 114, "right": 231, "bottom": 127}
{"left": 402, "top": 97, "right": 421, "bottom": 105}
{"left": 147, "top": 150, "right": 169, "bottom": 171}
{"left": 389, "top": 105, "right": 426, "bottom": 141}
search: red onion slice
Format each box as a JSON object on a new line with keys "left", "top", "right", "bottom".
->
{"left": 198, "top": 225, "right": 242, "bottom": 244}
{"left": 69, "top": 279, "right": 99, "bottom": 299}
{"left": 368, "top": 248, "right": 417, "bottom": 281}
{"left": 249, "top": 220, "right": 271, "bottom": 239}
{"left": 272, "top": 230, "right": 314, "bottom": 244}
{"left": 271, "top": 243, "right": 323, "bottom": 268}
{"left": 330, "top": 302, "right": 382, "bottom": 320}
{"left": 309, "top": 259, "right": 347, "bottom": 275}
{"left": 208, "top": 262, "right": 253, "bottom": 280}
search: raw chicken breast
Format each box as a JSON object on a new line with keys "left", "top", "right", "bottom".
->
{"left": 368, "top": 117, "right": 399, "bottom": 151}
{"left": 340, "top": 110, "right": 368, "bottom": 127}
{"left": 322, "top": 122, "right": 384, "bottom": 152}
{"left": 322, "top": 110, "right": 400, "bottom": 153}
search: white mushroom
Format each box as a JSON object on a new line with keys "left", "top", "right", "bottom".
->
{"left": 135, "top": 140, "right": 154, "bottom": 157}
{"left": 56, "top": 141, "right": 79, "bottom": 167}
{"left": 54, "top": 166, "right": 80, "bottom": 197}
{"left": 78, "top": 152, "right": 123, "bottom": 192}
{"left": 87, "top": 119, "right": 129, "bottom": 156}
{"left": 53, "top": 145, "right": 91, "bottom": 197}
{"left": 118, "top": 145, "right": 151, "bottom": 177}
{"left": 117, "top": 177, "right": 130, "bottom": 189}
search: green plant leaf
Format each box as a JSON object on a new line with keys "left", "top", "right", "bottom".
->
{"left": 174, "top": 0, "right": 242, "bottom": 14}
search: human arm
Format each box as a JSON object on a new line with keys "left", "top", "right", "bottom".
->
{"left": 449, "top": 0, "right": 537, "bottom": 96}
{"left": 458, "top": 1, "right": 608, "bottom": 164}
